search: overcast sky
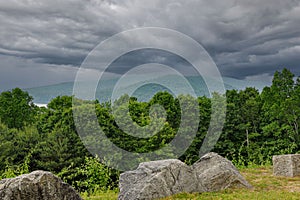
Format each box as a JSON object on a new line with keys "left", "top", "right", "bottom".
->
{"left": 1, "top": 0, "right": 300, "bottom": 91}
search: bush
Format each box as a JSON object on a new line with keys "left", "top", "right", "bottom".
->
{"left": 58, "top": 156, "right": 120, "bottom": 194}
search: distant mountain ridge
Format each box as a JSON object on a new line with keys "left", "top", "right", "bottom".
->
{"left": 25, "top": 76, "right": 270, "bottom": 104}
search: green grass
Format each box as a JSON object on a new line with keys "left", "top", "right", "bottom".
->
{"left": 83, "top": 166, "right": 300, "bottom": 200}
{"left": 81, "top": 190, "right": 118, "bottom": 200}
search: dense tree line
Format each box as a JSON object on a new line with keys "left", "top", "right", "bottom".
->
{"left": 0, "top": 68, "right": 299, "bottom": 193}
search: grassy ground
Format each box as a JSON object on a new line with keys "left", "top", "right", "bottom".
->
{"left": 83, "top": 166, "right": 300, "bottom": 200}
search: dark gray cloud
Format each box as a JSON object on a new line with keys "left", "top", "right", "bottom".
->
{"left": 1, "top": 0, "right": 300, "bottom": 90}
{"left": 0, "top": 54, "right": 78, "bottom": 91}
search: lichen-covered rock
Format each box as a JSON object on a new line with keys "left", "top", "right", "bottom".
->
{"left": 273, "top": 154, "right": 300, "bottom": 177}
{"left": 0, "top": 170, "right": 82, "bottom": 200}
{"left": 118, "top": 153, "right": 252, "bottom": 200}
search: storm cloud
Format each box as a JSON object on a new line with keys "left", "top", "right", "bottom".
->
{"left": 1, "top": 0, "right": 300, "bottom": 90}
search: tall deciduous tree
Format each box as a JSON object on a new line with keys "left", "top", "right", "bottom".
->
{"left": 0, "top": 88, "right": 37, "bottom": 129}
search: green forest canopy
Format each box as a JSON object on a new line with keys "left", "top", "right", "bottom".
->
{"left": 0, "top": 68, "right": 299, "bottom": 193}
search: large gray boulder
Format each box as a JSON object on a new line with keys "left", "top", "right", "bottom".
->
{"left": 118, "top": 152, "right": 252, "bottom": 200}
{"left": 273, "top": 154, "right": 300, "bottom": 177}
{"left": 0, "top": 170, "right": 82, "bottom": 200}
{"left": 118, "top": 159, "right": 197, "bottom": 200}
{"left": 192, "top": 152, "right": 252, "bottom": 192}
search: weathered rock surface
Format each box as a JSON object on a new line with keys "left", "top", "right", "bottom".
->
{"left": 0, "top": 170, "right": 82, "bottom": 200}
{"left": 118, "top": 152, "right": 252, "bottom": 200}
{"left": 192, "top": 152, "right": 252, "bottom": 192}
{"left": 273, "top": 154, "right": 300, "bottom": 177}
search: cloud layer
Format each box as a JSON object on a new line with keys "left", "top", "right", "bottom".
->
{"left": 1, "top": 0, "right": 300, "bottom": 90}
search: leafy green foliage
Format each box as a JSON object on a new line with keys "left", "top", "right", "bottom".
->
{"left": 1, "top": 68, "right": 300, "bottom": 193}
{"left": 0, "top": 123, "right": 37, "bottom": 178}
{"left": 59, "top": 156, "right": 119, "bottom": 194}
{"left": 0, "top": 88, "right": 37, "bottom": 129}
